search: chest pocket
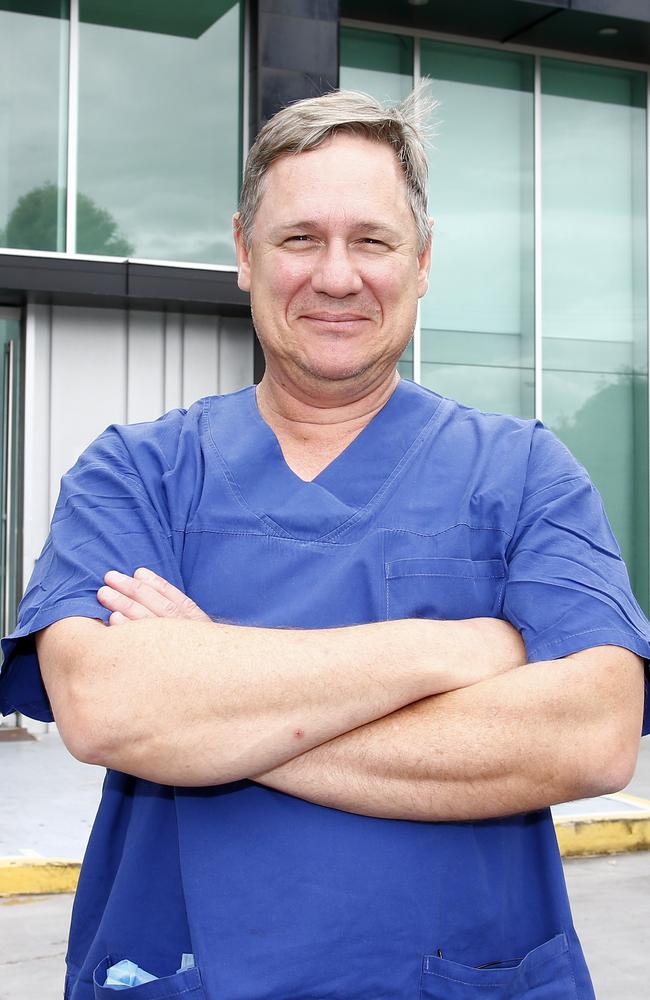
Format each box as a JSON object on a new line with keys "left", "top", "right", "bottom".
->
{"left": 385, "top": 557, "right": 506, "bottom": 621}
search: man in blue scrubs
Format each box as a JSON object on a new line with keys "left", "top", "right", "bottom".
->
{"left": 2, "top": 87, "right": 649, "bottom": 999}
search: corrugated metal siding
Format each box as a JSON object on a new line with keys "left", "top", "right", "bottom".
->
{"left": 23, "top": 303, "right": 254, "bottom": 584}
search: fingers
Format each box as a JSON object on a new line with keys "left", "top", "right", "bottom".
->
{"left": 97, "top": 583, "right": 155, "bottom": 621}
{"left": 98, "top": 568, "right": 211, "bottom": 623}
{"left": 132, "top": 567, "right": 212, "bottom": 622}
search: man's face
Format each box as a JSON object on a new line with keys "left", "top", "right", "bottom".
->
{"left": 234, "top": 133, "right": 431, "bottom": 393}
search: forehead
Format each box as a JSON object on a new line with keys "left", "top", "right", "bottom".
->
{"left": 256, "top": 133, "right": 413, "bottom": 229}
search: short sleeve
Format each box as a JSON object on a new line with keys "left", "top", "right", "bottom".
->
{"left": 0, "top": 424, "right": 185, "bottom": 723}
{"left": 503, "top": 424, "right": 650, "bottom": 735}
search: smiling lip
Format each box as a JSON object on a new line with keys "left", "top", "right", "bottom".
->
{"left": 302, "top": 312, "right": 370, "bottom": 323}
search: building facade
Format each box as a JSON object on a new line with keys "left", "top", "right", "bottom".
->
{"left": 1, "top": 0, "right": 649, "bottom": 730}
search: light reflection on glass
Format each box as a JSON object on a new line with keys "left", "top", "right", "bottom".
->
{"left": 77, "top": 1, "right": 241, "bottom": 263}
{"left": 0, "top": 2, "right": 69, "bottom": 251}
{"left": 419, "top": 41, "right": 535, "bottom": 418}
{"left": 542, "top": 59, "right": 648, "bottom": 608}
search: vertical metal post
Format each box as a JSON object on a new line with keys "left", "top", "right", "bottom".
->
{"left": 413, "top": 36, "right": 422, "bottom": 385}
{"left": 646, "top": 71, "right": 650, "bottom": 608}
{"left": 22, "top": 304, "right": 37, "bottom": 594}
{"left": 2, "top": 340, "right": 14, "bottom": 635}
{"left": 533, "top": 55, "right": 543, "bottom": 422}
{"left": 65, "top": 0, "right": 80, "bottom": 255}
{"left": 56, "top": 1, "right": 70, "bottom": 252}
{"left": 242, "top": 0, "right": 251, "bottom": 166}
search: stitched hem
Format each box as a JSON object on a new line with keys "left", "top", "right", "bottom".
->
{"left": 527, "top": 628, "right": 650, "bottom": 663}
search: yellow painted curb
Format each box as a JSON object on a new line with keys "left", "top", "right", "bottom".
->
{"left": 3, "top": 794, "right": 650, "bottom": 895}
{"left": 0, "top": 858, "right": 80, "bottom": 896}
{"left": 554, "top": 793, "right": 650, "bottom": 858}
{"left": 556, "top": 816, "right": 650, "bottom": 858}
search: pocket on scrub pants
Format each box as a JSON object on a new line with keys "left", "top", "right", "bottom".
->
{"left": 92, "top": 956, "right": 207, "bottom": 999}
{"left": 419, "top": 933, "right": 579, "bottom": 999}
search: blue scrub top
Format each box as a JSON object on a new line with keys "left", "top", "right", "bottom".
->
{"left": 3, "top": 380, "right": 650, "bottom": 1000}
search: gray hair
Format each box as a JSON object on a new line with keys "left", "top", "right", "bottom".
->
{"left": 238, "top": 81, "right": 436, "bottom": 253}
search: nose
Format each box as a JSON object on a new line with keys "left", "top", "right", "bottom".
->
{"left": 310, "top": 241, "right": 363, "bottom": 298}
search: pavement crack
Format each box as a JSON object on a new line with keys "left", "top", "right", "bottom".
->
{"left": 0, "top": 950, "right": 66, "bottom": 966}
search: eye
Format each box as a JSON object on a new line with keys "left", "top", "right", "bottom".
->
{"left": 357, "top": 237, "right": 389, "bottom": 250}
{"left": 284, "top": 234, "right": 315, "bottom": 245}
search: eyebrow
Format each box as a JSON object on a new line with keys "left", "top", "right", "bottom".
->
{"left": 270, "top": 221, "right": 403, "bottom": 241}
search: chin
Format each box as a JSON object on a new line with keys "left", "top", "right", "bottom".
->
{"left": 297, "top": 357, "right": 376, "bottom": 384}
{"left": 298, "top": 343, "right": 390, "bottom": 381}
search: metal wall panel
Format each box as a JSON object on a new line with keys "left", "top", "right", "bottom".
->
{"left": 49, "top": 307, "right": 129, "bottom": 515}
{"left": 220, "top": 317, "right": 258, "bottom": 394}
{"left": 163, "top": 312, "right": 184, "bottom": 411}
{"left": 23, "top": 302, "right": 254, "bottom": 591}
{"left": 127, "top": 310, "right": 166, "bottom": 424}
{"left": 182, "top": 313, "right": 221, "bottom": 407}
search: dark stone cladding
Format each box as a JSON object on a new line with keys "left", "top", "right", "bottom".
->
{"left": 251, "top": 0, "right": 340, "bottom": 136}
{"left": 249, "top": 0, "right": 340, "bottom": 377}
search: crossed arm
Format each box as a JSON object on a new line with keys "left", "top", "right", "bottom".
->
{"left": 36, "top": 569, "right": 645, "bottom": 821}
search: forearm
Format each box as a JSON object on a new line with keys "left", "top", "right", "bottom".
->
{"left": 38, "top": 614, "right": 519, "bottom": 786}
{"left": 256, "top": 647, "right": 645, "bottom": 820}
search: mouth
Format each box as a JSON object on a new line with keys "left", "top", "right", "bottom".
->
{"left": 300, "top": 312, "right": 372, "bottom": 331}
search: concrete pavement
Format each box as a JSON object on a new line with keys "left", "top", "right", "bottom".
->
{"left": 564, "top": 852, "right": 650, "bottom": 999}
{"left": 0, "top": 729, "right": 104, "bottom": 862}
{"left": 0, "top": 893, "right": 71, "bottom": 1000}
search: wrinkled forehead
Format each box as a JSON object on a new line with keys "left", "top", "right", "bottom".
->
{"left": 254, "top": 134, "right": 413, "bottom": 230}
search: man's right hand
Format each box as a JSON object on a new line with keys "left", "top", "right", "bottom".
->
{"left": 97, "top": 567, "right": 212, "bottom": 626}
{"left": 98, "top": 567, "right": 525, "bottom": 692}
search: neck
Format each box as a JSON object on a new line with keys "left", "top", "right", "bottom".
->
{"left": 256, "top": 367, "right": 400, "bottom": 442}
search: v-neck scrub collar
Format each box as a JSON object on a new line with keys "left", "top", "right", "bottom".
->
{"left": 206, "top": 380, "right": 445, "bottom": 541}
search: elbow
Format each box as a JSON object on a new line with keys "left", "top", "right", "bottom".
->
{"left": 69, "top": 714, "right": 118, "bottom": 768}
{"left": 53, "top": 686, "right": 115, "bottom": 766}
{"left": 587, "top": 673, "right": 644, "bottom": 796}
{"left": 48, "top": 659, "right": 123, "bottom": 767}
{"left": 60, "top": 728, "right": 103, "bottom": 768}
{"left": 595, "top": 734, "right": 639, "bottom": 795}
{"left": 564, "top": 648, "right": 644, "bottom": 800}
{"left": 37, "top": 618, "right": 119, "bottom": 765}
{"left": 572, "top": 726, "right": 640, "bottom": 800}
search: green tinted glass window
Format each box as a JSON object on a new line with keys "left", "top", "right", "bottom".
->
{"left": 77, "top": 1, "right": 241, "bottom": 262}
{"left": 541, "top": 59, "right": 648, "bottom": 607}
{"left": 340, "top": 27, "right": 414, "bottom": 375}
{"left": 420, "top": 42, "right": 535, "bottom": 417}
{"left": 340, "top": 27, "right": 413, "bottom": 102}
{"left": 0, "top": 2, "right": 69, "bottom": 252}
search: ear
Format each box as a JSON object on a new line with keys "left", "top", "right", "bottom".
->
{"left": 417, "top": 221, "right": 433, "bottom": 299}
{"left": 233, "top": 213, "right": 251, "bottom": 292}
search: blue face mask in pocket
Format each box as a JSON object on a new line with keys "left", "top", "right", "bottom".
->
{"left": 95, "top": 954, "right": 203, "bottom": 996}
{"left": 102, "top": 959, "right": 159, "bottom": 989}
